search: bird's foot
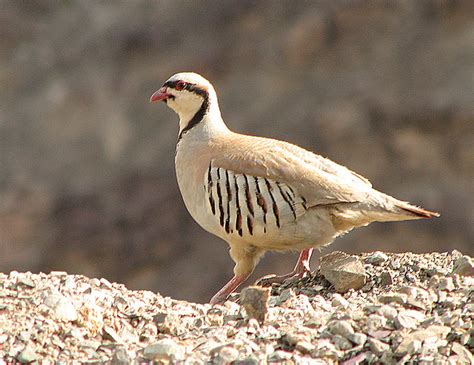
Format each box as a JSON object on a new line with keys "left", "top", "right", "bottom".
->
{"left": 256, "top": 269, "right": 311, "bottom": 287}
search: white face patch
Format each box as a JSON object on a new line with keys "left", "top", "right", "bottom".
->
{"left": 166, "top": 88, "right": 204, "bottom": 125}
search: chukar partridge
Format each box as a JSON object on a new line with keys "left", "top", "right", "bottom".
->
{"left": 150, "top": 72, "right": 439, "bottom": 304}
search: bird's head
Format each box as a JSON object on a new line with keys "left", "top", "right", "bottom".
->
{"left": 150, "top": 72, "right": 219, "bottom": 125}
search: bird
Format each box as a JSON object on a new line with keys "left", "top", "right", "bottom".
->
{"left": 149, "top": 72, "right": 439, "bottom": 305}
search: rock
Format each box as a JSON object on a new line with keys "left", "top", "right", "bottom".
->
{"left": 332, "top": 335, "right": 353, "bottom": 350}
{"left": 111, "top": 347, "right": 132, "bottom": 365}
{"left": 394, "top": 310, "right": 426, "bottom": 329}
{"left": 295, "top": 341, "right": 315, "bottom": 354}
{"left": 235, "top": 356, "right": 260, "bottom": 365}
{"left": 438, "top": 277, "right": 455, "bottom": 291}
{"left": 405, "top": 339, "right": 421, "bottom": 354}
{"left": 268, "top": 350, "right": 292, "bottom": 362}
{"left": 377, "top": 305, "right": 398, "bottom": 320}
{"left": 143, "top": 339, "right": 185, "bottom": 361}
{"left": 379, "top": 272, "right": 393, "bottom": 286}
{"left": 240, "top": 286, "right": 270, "bottom": 322}
{"left": 331, "top": 293, "right": 349, "bottom": 308}
{"left": 451, "top": 342, "right": 474, "bottom": 364}
{"left": 452, "top": 255, "right": 474, "bottom": 276}
{"left": 348, "top": 333, "right": 367, "bottom": 346}
{"left": 211, "top": 346, "right": 239, "bottom": 364}
{"left": 328, "top": 320, "right": 354, "bottom": 338}
{"left": 366, "top": 315, "right": 387, "bottom": 332}
{"left": 320, "top": 251, "right": 366, "bottom": 293}
{"left": 17, "top": 344, "right": 37, "bottom": 363}
{"left": 365, "top": 252, "right": 389, "bottom": 265}
{"left": 378, "top": 293, "right": 408, "bottom": 305}
{"left": 368, "top": 338, "right": 390, "bottom": 357}
{"left": 395, "top": 325, "right": 451, "bottom": 355}
{"left": 43, "top": 292, "right": 78, "bottom": 322}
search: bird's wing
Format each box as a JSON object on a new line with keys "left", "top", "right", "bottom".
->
{"left": 210, "top": 133, "right": 374, "bottom": 209}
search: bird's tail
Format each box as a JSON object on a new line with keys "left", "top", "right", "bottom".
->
{"left": 366, "top": 192, "right": 440, "bottom": 222}
{"left": 330, "top": 192, "right": 440, "bottom": 232}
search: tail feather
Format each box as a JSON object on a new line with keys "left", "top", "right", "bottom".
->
{"left": 396, "top": 203, "right": 440, "bottom": 219}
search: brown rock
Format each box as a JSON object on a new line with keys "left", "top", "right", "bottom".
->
{"left": 240, "top": 286, "right": 270, "bottom": 323}
{"left": 320, "top": 252, "right": 366, "bottom": 293}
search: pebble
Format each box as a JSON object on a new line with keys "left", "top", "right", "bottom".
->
{"left": 268, "top": 350, "right": 293, "bottom": 362}
{"left": 395, "top": 325, "right": 451, "bottom": 355}
{"left": 452, "top": 255, "right": 474, "bottom": 276}
{"left": 328, "top": 320, "right": 354, "bottom": 338}
{"left": 17, "top": 344, "right": 37, "bottom": 363}
{"left": 395, "top": 310, "right": 426, "bottom": 329}
{"left": 211, "top": 346, "right": 239, "bottom": 364}
{"left": 332, "top": 334, "right": 353, "bottom": 350}
{"left": 348, "top": 332, "right": 367, "bottom": 346}
{"left": 365, "top": 251, "right": 389, "bottom": 265}
{"left": 438, "top": 277, "right": 455, "bottom": 291}
{"left": 143, "top": 339, "right": 185, "bottom": 361}
{"left": 111, "top": 347, "right": 132, "bottom": 365}
{"left": 377, "top": 305, "right": 398, "bottom": 320}
{"left": 331, "top": 294, "right": 349, "bottom": 308}
{"left": 320, "top": 251, "right": 366, "bottom": 293}
{"left": 0, "top": 251, "right": 471, "bottom": 363}
{"left": 451, "top": 342, "right": 474, "bottom": 363}
{"left": 43, "top": 292, "right": 78, "bottom": 322}
{"left": 295, "top": 341, "right": 315, "bottom": 354}
{"left": 379, "top": 272, "right": 393, "bottom": 286}
{"left": 378, "top": 293, "right": 408, "bottom": 305}
{"left": 240, "top": 286, "right": 270, "bottom": 322}
{"left": 368, "top": 338, "right": 390, "bottom": 357}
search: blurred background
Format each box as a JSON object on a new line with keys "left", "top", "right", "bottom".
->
{"left": 1, "top": 1, "right": 473, "bottom": 303}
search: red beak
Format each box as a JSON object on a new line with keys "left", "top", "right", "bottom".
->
{"left": 150, "top": 87, "right": 172, "bottom": 103}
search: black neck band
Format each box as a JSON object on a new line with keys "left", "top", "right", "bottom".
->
{"left": 177, "top": 95, "right": 209, "bottom": 142}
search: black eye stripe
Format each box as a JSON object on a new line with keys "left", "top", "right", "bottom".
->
{"left": 162, "top": 80, "right": 208, "bottom": 98}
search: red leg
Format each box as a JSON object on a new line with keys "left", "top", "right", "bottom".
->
{"left": 210, "top": 274, "right": 248, "bottom": 305}
{"left": 257, "top": 248, "right": 314, "bottom": 286}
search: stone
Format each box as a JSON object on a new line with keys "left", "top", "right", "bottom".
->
{"left": 378, "top": 293, "right": 408, "bottom": 305}
{"left": 44, "top": 292, "right": 78, "bottom": 322}
{"left": 103, "top": 326, "right": 124, "bottom": 344}
{"left": 348, "top": 333, "right": 367, "bottom": 346}
{"left": 320, "top": 251, "right": 366, "bottom": 293}
{"left": 268, "top": 350, "right": 292, "bottom": 362}
{"left": 365, "top": 251, "right": 389, "bottom": 265}
{"left": 377, "top": 305, "right": 398, "bottom": 320}
{"left": 143, "top": 339, "right": 185, "bottom": 361}
{"left": 328, "top": 320, "right": 354, "bottom": 338}
{"left": 395, "top": 325, "right": 451, "bottom": 355}
{"left": 332, "top": 334, "right": 353, "bottom": 350}
{"left": 379, "top": 272, "right": 393, "bottom": 286}
{"left": 240, "top": 286, "right": 270, "bottom": 322}
{"left": 452, "top": 255, "right": 474, "bottom": 276}
{"left": 17, "top": 344, "right": 37, "bottom": 363}
{"left": 366, "top": 315, "right": 387, "bottom": 332}
{"left": 406, "top": 339, "right": 421, "bottom": 354}
{"left": 111, "top": 347, "right": 132, "bottom": 365}
{"left": 368, "top": 338, "right": 390, "bottom": 357}
{"left": 295, "top": 341, "right": 315, "bottom": 354}
{"left": 395, "top": 310, "right": 426, "bottom": 329}
{"left": 331, "top": 294, "right": 349, "bottom": 308}
{"left": 451, "top": 342, "right": 474, "bottom": 363}
{"left": 211, "top": 346, "right": 239, "bottom": 364}
{"left": 236, "top": 356, "right": 260, "bottom": 365}
{"left": 438, "top": 277, "right": 455, "bottom": 291}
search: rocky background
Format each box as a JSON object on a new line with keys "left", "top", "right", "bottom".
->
{"left": 1, "top": 1, "right": 473, "bottom": 303}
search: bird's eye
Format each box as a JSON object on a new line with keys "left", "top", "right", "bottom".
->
{"left": 175, "top": 81, "right": 186, "bottom": 91}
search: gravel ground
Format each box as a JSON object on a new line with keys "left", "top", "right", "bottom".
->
{"left": 0, "top": 250, "right": 473, "bottom": 364}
